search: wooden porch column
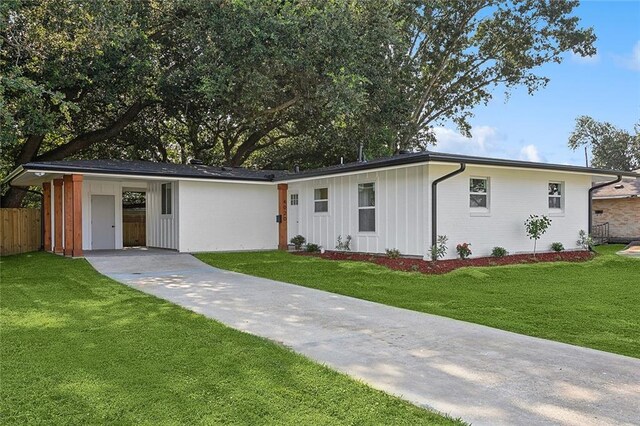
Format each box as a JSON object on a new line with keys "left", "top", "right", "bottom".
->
{"left": 42, "top": 182, "right": 52, "bottom": 251}
{"left": 53, "top": 179, "right": 64, "bottom": 254}
{"left": 71, "top": 174, "right": 83, "bottom": 257}
{"left": 63, "top": 175, "right": 74, "bottom": 256}
{"left": 277, "top": 183, "right": 288, "bottom": 250}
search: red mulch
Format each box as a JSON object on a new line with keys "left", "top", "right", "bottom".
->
{"left": 294, "top": 250, "right": 593, "bottom": 275}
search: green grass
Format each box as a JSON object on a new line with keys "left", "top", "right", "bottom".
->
{"left": 0, "top": 252, "right": 459, "bottom": 425}
{"left": 196, "top": 245, "right": 640, "bottom": 359}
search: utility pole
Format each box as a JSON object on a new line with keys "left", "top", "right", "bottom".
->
{"left": 584, "top": 146, "right": 589, "bottom": 167}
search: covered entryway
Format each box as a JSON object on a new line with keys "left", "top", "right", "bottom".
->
{"left": 122, "top": 190, "right": 146, "bottom": 247}
{"left": 90, "top": 195, "right": 116, "bottom": 250}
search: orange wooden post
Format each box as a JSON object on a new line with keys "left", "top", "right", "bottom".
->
{"left": 71, "top": 174, "right": 83, "bottom": 257}
{"left": 42, "top": 182, "right": 52, "bottom": 251}
{"left": 277, "top": 183, "right": 288, "bottom": 250}
{"left": 53, "top": 179, "right": 64, "bottom": 254}
{"left": 63, "top": 175, "right": 73, "bottom": 256}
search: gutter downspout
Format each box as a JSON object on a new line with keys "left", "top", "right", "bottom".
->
{"left": 588, "top": 174, "right": 622, "bottom": 239}
{"left": 431, "top": 163, "right": 466, "bottom": 248}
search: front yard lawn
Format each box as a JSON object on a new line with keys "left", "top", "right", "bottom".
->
{"left": 0, "top": 252, "right": 458, "bottom": 425}
{"left": 197, "top": 245, "right": 639, "bottom": 359}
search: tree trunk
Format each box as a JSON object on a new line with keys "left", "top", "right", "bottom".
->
{"left": 1, "top": 187, "right": 27, "bottom": 208}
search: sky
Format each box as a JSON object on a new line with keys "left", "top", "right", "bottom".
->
{"left": 434, "top": 0, "right": 640, "bottom": 166}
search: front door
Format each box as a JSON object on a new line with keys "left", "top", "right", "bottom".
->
{"left": 288, "top": 192, "right": 299, "bottom": 238}
{"left": 91, "top": 195, "right": 116, "bottom": 249}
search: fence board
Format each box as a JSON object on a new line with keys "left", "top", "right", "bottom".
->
{"left": 123, "top": 210, "right": 146, "bottom": 247}
{"left": 0, "top": 208, "right": 42, "bottom": 256}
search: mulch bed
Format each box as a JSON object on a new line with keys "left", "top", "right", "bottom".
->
{"left": 294, "top": 249, "right": 594, "bottom": 275}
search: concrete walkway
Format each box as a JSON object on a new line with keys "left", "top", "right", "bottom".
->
{"left": 86, "top": 253, "right": 640, "bottom": 426}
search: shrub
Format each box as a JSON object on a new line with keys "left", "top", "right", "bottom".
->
{"left": 385, "top": 248, "right": 401, "bottom": 259}
{"left": 335, "top": 235, "right": 352, "bottom": 251}
{"left": 305, "top": 243, "right": 321, "bottom": 253}
{"left": 577, "top": 230, "right": 593, "bottom": 250}
{"left": 409, "top": 264, "right": 420, "bottom": 272}
{"left": 456, "top": 243, "right": 472, "bottom": 259}
{"left": 491, "top": 246, "right": 508, "bottom": 258}
{"left": 290, "top": 235, "right": 306, "bottom": 250}
{"left": 550, "top": 242, "right": 564, "bottom": 252}
{"left": 524, "top": 214, "right": 552, "bottom": 256}
{"left": 428, "top": 235, "right": 448, "bottom": 261}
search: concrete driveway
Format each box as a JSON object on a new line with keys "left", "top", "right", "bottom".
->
{"left": 86, "top": 252, "right": 640, "bottom": 426}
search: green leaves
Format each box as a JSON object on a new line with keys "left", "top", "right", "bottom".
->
{"left": 568, "top": 115, "right": 639, "bottom": 171}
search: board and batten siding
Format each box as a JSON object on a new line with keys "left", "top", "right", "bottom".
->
{"left": 288, "top": 165, "right": 428, "bottom": 256}
{"left": 147, "top": 181, "right": 179, "bottom": 250}
{"left": 177, "top": 180, "right": 278, "bottom": 252}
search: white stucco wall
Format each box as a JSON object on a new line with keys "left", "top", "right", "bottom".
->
{"left": 177, "top": 180, "right": 278, "bottom": 252}
{"left": 287, "top": 164, "right": 592, "bottom": 259}
{"left": 429, "top": 164, "right": 592, "bottom": 258}
{"left": 147, "top": 181, "right": 179, "bottom": 250}
{"left": 287, "top": 165, "right": 428, "bottom": 256}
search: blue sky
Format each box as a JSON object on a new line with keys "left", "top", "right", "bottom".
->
{"left": 435, "top": 0, "right": 640, "bottom": 166}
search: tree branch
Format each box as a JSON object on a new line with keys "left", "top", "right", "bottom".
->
{"left": 35, "top": 100, "right": 151, "bottom": 161}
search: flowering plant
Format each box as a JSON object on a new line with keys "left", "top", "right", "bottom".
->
{"left": 456, "top": 242, "right": 472, "bottom": 259}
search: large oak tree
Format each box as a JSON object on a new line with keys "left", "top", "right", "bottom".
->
{"left": 1, "top": 0, "right": 595, "bottom": 207}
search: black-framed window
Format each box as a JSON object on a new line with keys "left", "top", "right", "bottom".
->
{"left": 161, "top": 183, "right": 172, "bottom": 215}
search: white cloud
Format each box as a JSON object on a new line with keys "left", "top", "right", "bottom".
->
{"left": 631, "top": 41, "right": 640, "bottom": 70}
{"left": 519, "top": 144, "right": 542, "bottom": 162}
{"left": 433, "top": 125, "right": 501, "bottom": 157}
{"left": 433, "top": 126, "right": 548, "bottom": 164}
{"left": 613, "top": 40, "right": 640, "bottom": 71}
{"left": 571, "top": 51, "right": 599, "bottom": 64}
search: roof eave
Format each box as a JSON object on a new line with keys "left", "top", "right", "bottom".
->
{"left": 15, "top": 163, "right": 276, "bottom": 183}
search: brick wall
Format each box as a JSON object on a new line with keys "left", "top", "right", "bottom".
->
{"left": 593, "top": 198, "right": 640, "bottom": 240}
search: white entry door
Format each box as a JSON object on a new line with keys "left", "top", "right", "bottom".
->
{"left": 288, "top": 192, "right": 299, "bottom": 238}
{"left": 91, "top": 195, "right": 116, "bottom": 250}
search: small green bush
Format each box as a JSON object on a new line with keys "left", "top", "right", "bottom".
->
{"left": 385, "top": 248, "right": 401, "bottom": 259}
{"left": 550, "top": 242, "right": 564, "bottom": 252}
{"left": 305, "top": 243, "right": 321, "bottom": 253}
{"left": 335, "top": 235, "right": 352, "bottom": 251}
{"left": 456, "top": 242, "right": 472, "bottom": 259}
{"left": 290, "top": 235, "right": 306, "bottom": 250}
{"left": 428, "top": 235, "right": 448, "bottom": 261}
{"left": 491, "top": 246, "right": 508, "bottom": 258}
{"left": 577, "top": 230, "right": 593, "bottom": 249}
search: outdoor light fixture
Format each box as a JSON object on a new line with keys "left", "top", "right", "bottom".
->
{"left": 34, "top": 172, "right": 46, "bottom": 177}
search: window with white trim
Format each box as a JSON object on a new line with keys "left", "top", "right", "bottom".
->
{"left": 314, "top": 188, "right": 328, "bottom": 213}
{"left": 290, "top": 194, "right": 298, "bottom": 206}
{"left": 161, "top": 183, "right": 172, "bottom": 215}
{"left": 469, "top": 177, "right": 489, "bottom": 210}
{"left": 548, "top": 182, "right": 563, "bottom": 211}
{"left": 358, "top": 182, "right": 375, "bottom": 232}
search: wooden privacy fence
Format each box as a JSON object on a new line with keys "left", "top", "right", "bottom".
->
{"left": 123, "top": 210, "right": 146, "bottom": 247}
{"left": 1, "top": 208, "right": 42, "bottom": 256}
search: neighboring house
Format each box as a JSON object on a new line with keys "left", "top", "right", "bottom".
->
{"left": 592, "top": 176, "right": 640, "bottom": 243}
{"left": 4, "top": 152, "right": 639, "bottom": 259}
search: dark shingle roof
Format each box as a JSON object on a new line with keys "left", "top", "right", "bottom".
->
{"left": 278, "top": 151, "right": 640, "bottom": 180}
{"left": 592, "top": 178, "right": 640, "bottom": 198}
{"left": 20, "top": 159, "right": 288, "bottom": 182}
{"left": 9, "top": 152, "right": 640, "bottom": 185}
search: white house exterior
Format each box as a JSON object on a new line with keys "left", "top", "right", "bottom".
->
{"left": 285, "top": 163, "right": 593, "bottom": 258}
{"left": 5, "top": 152, "right": 638, "bottom": 259}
